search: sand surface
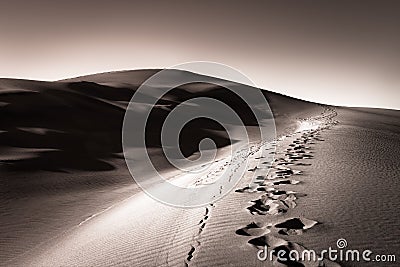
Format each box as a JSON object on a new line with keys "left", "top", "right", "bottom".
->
{"left": 1, "top": 71, "right": 399, "bottom": 266}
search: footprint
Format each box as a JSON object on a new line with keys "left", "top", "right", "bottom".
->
{"left": 186, "top": 246, "right": 196, "bottom": 262}
{"left": 248, "top": 167, "right": 258, "bottom": 172}
{"left": 273, "top": 179, "right": 300, "bottom": 186}
{"left": 247, "top": 194, "right": 288, "bottom": 215}
{"left": 235, "top": 183, "right": 259, "bottom": 193}
{"left": 295, "top": 162, "right": 311, "bottom": 166}
{"left": 248, "top": 234, "right": 287, "bottom": 248}
{"left": 275, "top": 217, "right": 318, "bottom": 236}
{"left": 235, "top": 222, "right": 271, "bottom": 236}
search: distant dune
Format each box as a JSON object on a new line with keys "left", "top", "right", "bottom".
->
{"left": 0, "top": 70, "right": 321, "bottom": 174}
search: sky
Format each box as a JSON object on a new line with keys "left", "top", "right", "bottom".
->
{"left": 0, "top": 0, "right": 399, "bottom": 109}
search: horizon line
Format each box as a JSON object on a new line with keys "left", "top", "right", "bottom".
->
{"left": 0, "top": 68, "right": 399, "bottom": 111}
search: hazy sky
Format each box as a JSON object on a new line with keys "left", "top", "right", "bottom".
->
{"left": 0, "top": 0, "right": 399, "bottom": 109}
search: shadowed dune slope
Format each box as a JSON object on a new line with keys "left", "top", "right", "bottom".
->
{"left": 0, "top": 70, "right": 322, "bottom": 174}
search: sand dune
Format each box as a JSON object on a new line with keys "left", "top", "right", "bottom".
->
{"left": 1, "top": 70, "right": 399, "bottom": 266}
